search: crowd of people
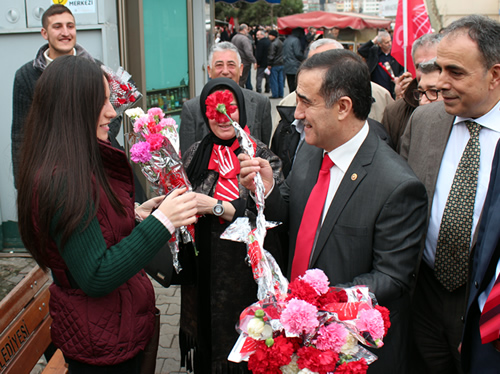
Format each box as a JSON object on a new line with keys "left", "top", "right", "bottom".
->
{"left": 10, "top": 4, "right": 500, "bottom": 374}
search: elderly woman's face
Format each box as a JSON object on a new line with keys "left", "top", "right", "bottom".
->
{"left": 208, "top": 94, "right": 239, "bottom": 140}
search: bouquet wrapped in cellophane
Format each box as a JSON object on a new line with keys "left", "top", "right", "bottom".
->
{"left": 205, "top": 91, "right": 391, "bottom": 373}
{"left": 101, "top": 65, "right": 142, "bottom": 116}
{"left": 125, "top": 107, "right": 195, "bottom": 273}
{"left": 228, "top": 269, "right": 391, "bottom": 374}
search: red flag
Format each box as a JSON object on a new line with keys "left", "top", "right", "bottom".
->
{"left": 392, "top": 0, "right": 432, "bottom": 77}
{"left": 228, "top": 17, "right": 235, "bottom": 34}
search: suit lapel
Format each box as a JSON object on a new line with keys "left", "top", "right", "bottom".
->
{"left": 421, "top": 103, "right": 455, "bottom": 203}
{"left": 309, "top": 131, "right": 376, "bottom": 266}
{"left": 243, "top": 90, "right": 256, "bottom": 126}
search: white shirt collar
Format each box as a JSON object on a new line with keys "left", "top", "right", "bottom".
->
{"left": 454, "top": 99, "right": 500, "bottom": 133}
{"left": 43, "top": 48, "right": 77, "bottom": 66}
{"left": 327, "top": 121, "right": 369, "bottom": 174}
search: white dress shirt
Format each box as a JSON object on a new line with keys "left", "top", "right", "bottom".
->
{"left": 424, "top": 100, "right": 500, "bottom": 269}
{"left": 308, "top": 122, "right": 369, "bottom": 255}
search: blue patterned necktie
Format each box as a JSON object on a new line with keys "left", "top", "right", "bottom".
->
{"left": 434, "top": 120, "right": 481, "bottom": 292}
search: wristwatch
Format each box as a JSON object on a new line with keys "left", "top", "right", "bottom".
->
{"left": 212, "top": 200, "right": 224, "bottom": 217}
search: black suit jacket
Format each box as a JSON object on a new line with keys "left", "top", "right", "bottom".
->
{"left": 461, "top": 140, "right": 500, "bottom": 372}
{"left": 265, "top": 129, "right": 428, "bottom": 373}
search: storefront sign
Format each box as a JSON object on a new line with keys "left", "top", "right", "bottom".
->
{"left": 52, "top": 0, "right": 96, "bottom": 14}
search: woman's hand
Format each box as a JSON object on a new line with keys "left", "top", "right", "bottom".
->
{"left": 238, "top": 154, "right": 274, "bottom": 195}
{"left": 135, "top": 196, "right": 165, "bottom": 221}
{"left": 193, "top": 192, "right": 236, "bottom": 221}
{"left": 157, "top": 187, "right": 197, "bottom": 228}
{"left": 193, "top": 193, "right": 217, "bottom": 216}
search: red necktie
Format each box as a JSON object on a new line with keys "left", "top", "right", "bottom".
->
{"left": 291, "top": 154, "right": 334, "bottom": 280}
{"left": 479, "top": 273, "right": 500, "bottom": 344}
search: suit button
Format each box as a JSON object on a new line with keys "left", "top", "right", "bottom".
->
{"left": 475, "top": 281, "right": 479, "bottom": 288}
{"left": 461, "top": 315, "right": 464, "bottom": 322}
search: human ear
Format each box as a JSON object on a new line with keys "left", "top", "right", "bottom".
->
{"left": 336, "top": 97, "right": 352, "bottom": 121}
{"left": 488, "top": 64, "right": 500, "bottom": 90}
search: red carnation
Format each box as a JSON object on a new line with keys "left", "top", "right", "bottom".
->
{"left": 317, "top": 288, "right": 348, "bottom": 308}
{"left": 375, "top": 305, "right": 391, "bottom": 336}
{"left": 335, "top": 358, "right": 369, "bottom": 374}
{"left": 247, "top": 335, "right": 294, "bottom": 374}
{"left": 296, "top": 346, "right": 338, "bottom": 374}
{"left": 286, "top": 278, "right": 319, "bottom": 305}
{"left": 145, "top": 133, "right": 165, "bottom": 151}
{"left": 205, "top": 90, "right": 237, "bottom": 124}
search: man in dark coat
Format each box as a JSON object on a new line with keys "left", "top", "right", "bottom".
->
{"left": 282, "top": 27, "right": 305, "bottom": 93}
{"left": 255, "top": 29, "right": 270, "bottom": 94}
{"left": 358, "top": 30, "right": 403, "bottom": 98}
{"left": 461, "top": 140, "right": 500, "bottom": 373}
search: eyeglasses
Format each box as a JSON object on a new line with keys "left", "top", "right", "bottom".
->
{"left": 413, "top": 88, "right": 440, "bottom": 102}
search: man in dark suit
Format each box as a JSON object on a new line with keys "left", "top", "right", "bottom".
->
{"left": 239, "top": 49, "right": 428, "bottom": 373}
{"left": 400, "top": 15, "right": 500, "bottom": 374}
{"left": 179, "top": 42, "right": 272, "bottom": 155}
{"left": 461, "top": 140, "right": 500, "bottom": 373}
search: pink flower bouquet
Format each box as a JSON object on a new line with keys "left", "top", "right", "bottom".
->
{"left": 229, "top": 269, "right": 391, "bottom": 374}
{"left": 125, "top": 107, "right": 195, "bottom": 271}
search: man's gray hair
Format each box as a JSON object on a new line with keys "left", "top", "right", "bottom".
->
{"left": 208, "top": 41, "right": 242, "bottom": 67}
{"left": 239, "top": 24, "right": 248, "bottom": 32}
{"left": 417, "top": 58, "right": 439, "bottom": 74}
{"left": 441, "top": 15, "right": 500, "bottom": 69}
{"left": 411, "top": 33, "right": 442, "bottom": 61}
{"left": 309, "top": 38, "right": 344, "bottom": 54}
{"left": 375, "top": 30, "right": 391, "bottom": 43}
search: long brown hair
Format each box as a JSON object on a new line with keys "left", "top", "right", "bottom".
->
{"left": 17, "top": 55, "right": 124, "bottom": 269}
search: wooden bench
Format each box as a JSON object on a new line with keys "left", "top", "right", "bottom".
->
{"left": 0, "top": 265, "right": 68, "bottom": 374}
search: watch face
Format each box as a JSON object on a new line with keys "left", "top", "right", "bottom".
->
{"left": 213, "top": 204, "right": 224, "bottom": 216}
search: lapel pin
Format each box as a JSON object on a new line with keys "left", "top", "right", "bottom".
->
{"left": 351, "top": 173, "right": 358, "bottom": 181}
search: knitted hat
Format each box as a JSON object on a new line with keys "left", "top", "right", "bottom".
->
{"left": 269, "top": 30, "right": 278, "bottom": 37}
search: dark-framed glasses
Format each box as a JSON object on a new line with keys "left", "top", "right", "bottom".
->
{"left": 413, "top": 88, "right": 440, "bottom": 102}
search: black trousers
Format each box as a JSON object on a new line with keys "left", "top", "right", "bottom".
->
{"left": 412, "top": 262, "right": 466, "bottom": 374}
{"left": 66, "top": 354, "right": 142, "bottom": 374}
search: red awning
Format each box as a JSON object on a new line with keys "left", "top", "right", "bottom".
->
{"left": 277, "top": 11, "right": 392, "bottom": 35}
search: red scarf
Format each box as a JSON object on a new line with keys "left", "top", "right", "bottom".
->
{"left": 208, "top": 128, "right": 256, "bottom": 202}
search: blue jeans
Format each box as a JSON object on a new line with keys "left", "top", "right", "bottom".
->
{"left": 270, "top": 65, "right": 284, "bottom": 98}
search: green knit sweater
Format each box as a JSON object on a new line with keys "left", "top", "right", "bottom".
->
{"left": 51, "top": 211, "right": 171, "bottom": 297}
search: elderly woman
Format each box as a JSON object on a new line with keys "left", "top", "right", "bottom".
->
{"left": 180, "top": 77, "right": 284, "bottom": 373}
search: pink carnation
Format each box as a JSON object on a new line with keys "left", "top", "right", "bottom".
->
{"left": 133, "top": 116, "right": 147, "bottom": 133}
{"left": 300, "top": 269, "right": 330, "bottom": 295}
{"left": 356, "top": 308, "right": 385, "bottom": 340}
{"left": 147, "top": 107, "right": 164, "bottom": 119}
{"left": 162, "top": 117, "right": 178, "bottom": 129}
{"left": 280, "top": 298, "right": 319, "bottom": 336}
{"left": 314, "top": 322, "right": 348, "bottom": 352}
{"left": 145, "top": 133, "right": 165, "bottom": 151}
{"left": 130, "top": 141, "right": 152, "bottom": 163}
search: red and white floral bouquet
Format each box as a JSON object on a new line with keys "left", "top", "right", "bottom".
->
{"left": 229, "top": 269, "right": 391, "bottom": 374}
{"left": 125, "top": 107, "right": 195, "bottom": 271}
{"left": 101, "top": 65, "right": 142, "bottom": 116}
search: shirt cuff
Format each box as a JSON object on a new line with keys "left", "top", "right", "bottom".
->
{"left": 250, "top": 179, "right": 275, "bottom": 200}
{"left": 152, "top": 210, "right": 176, "bottom": 235}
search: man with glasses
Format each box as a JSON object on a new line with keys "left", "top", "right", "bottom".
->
{"left": 381, "top": 33, "right": 442, "bottom": 151}
{"left": 412, "top": 58, "right": 443, "bottom": 105}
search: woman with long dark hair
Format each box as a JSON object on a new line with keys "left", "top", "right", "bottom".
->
{"left": 16, "top": 55, "right": 197, "bottom": 373}
{"left": 180, "top": 77, "right": 284, "bottom": 373}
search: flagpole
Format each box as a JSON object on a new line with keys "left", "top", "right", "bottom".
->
{"left": 402, "top": 0, "right": 408, "bottom": 73}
